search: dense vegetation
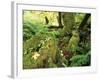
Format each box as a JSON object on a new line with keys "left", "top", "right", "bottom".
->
{"left": 23, "top": 11, "right": 91, "bottom": 69}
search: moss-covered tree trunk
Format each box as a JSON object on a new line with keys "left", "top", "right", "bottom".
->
{"left": 61, "top": 12, "right": 75, "bottom": 34}
{"left": 59, "top": 12, "right": 80, "bottom": 59}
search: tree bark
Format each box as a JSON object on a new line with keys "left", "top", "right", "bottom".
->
{"left": 79, "top": 14, "right": 90, "bottom": 29}
{"left": 58, "top": 12, "right": 63, "bottom": 28}
{"left": 61, "top": 12, "right": 75, "bottom": 34}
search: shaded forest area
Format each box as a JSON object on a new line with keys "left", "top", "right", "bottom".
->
{"left": 23, "top": 10, "right": 91, "bottom": 69}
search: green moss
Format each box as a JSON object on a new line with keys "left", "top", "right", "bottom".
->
{"left": 67, "top": 30, "right": 80, "bottom": 53}
{"left": 36, "top": 35, "right": 57, "bottom": 68}
{"left": 23, "top": 53, "right": 37, "bottom": 69}
{"left": 23, "top": 32, "right": 58, "bottom": 68}
{"left": 61, "top": 12, "right": 75, "bottom": 34}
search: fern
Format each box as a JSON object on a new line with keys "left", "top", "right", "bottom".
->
{"left": 23, "top": 20, "right": 48, "bottom": 41}
{"left": 70, "top": 52, "right": 91, "bottom": 66}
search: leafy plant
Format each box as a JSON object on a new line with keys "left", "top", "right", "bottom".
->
{"left": 70, "top": 52, "right": 91, "bottom": 66}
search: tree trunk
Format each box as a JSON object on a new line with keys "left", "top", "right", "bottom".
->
{"left": 58, "top": 12, "right": 63, "bottom": 28}
{"left": 79, "top": 14, "right": 90, "bottom": 30}
{"left": 61, "top": 12, "right": 75, "bottom": 34}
